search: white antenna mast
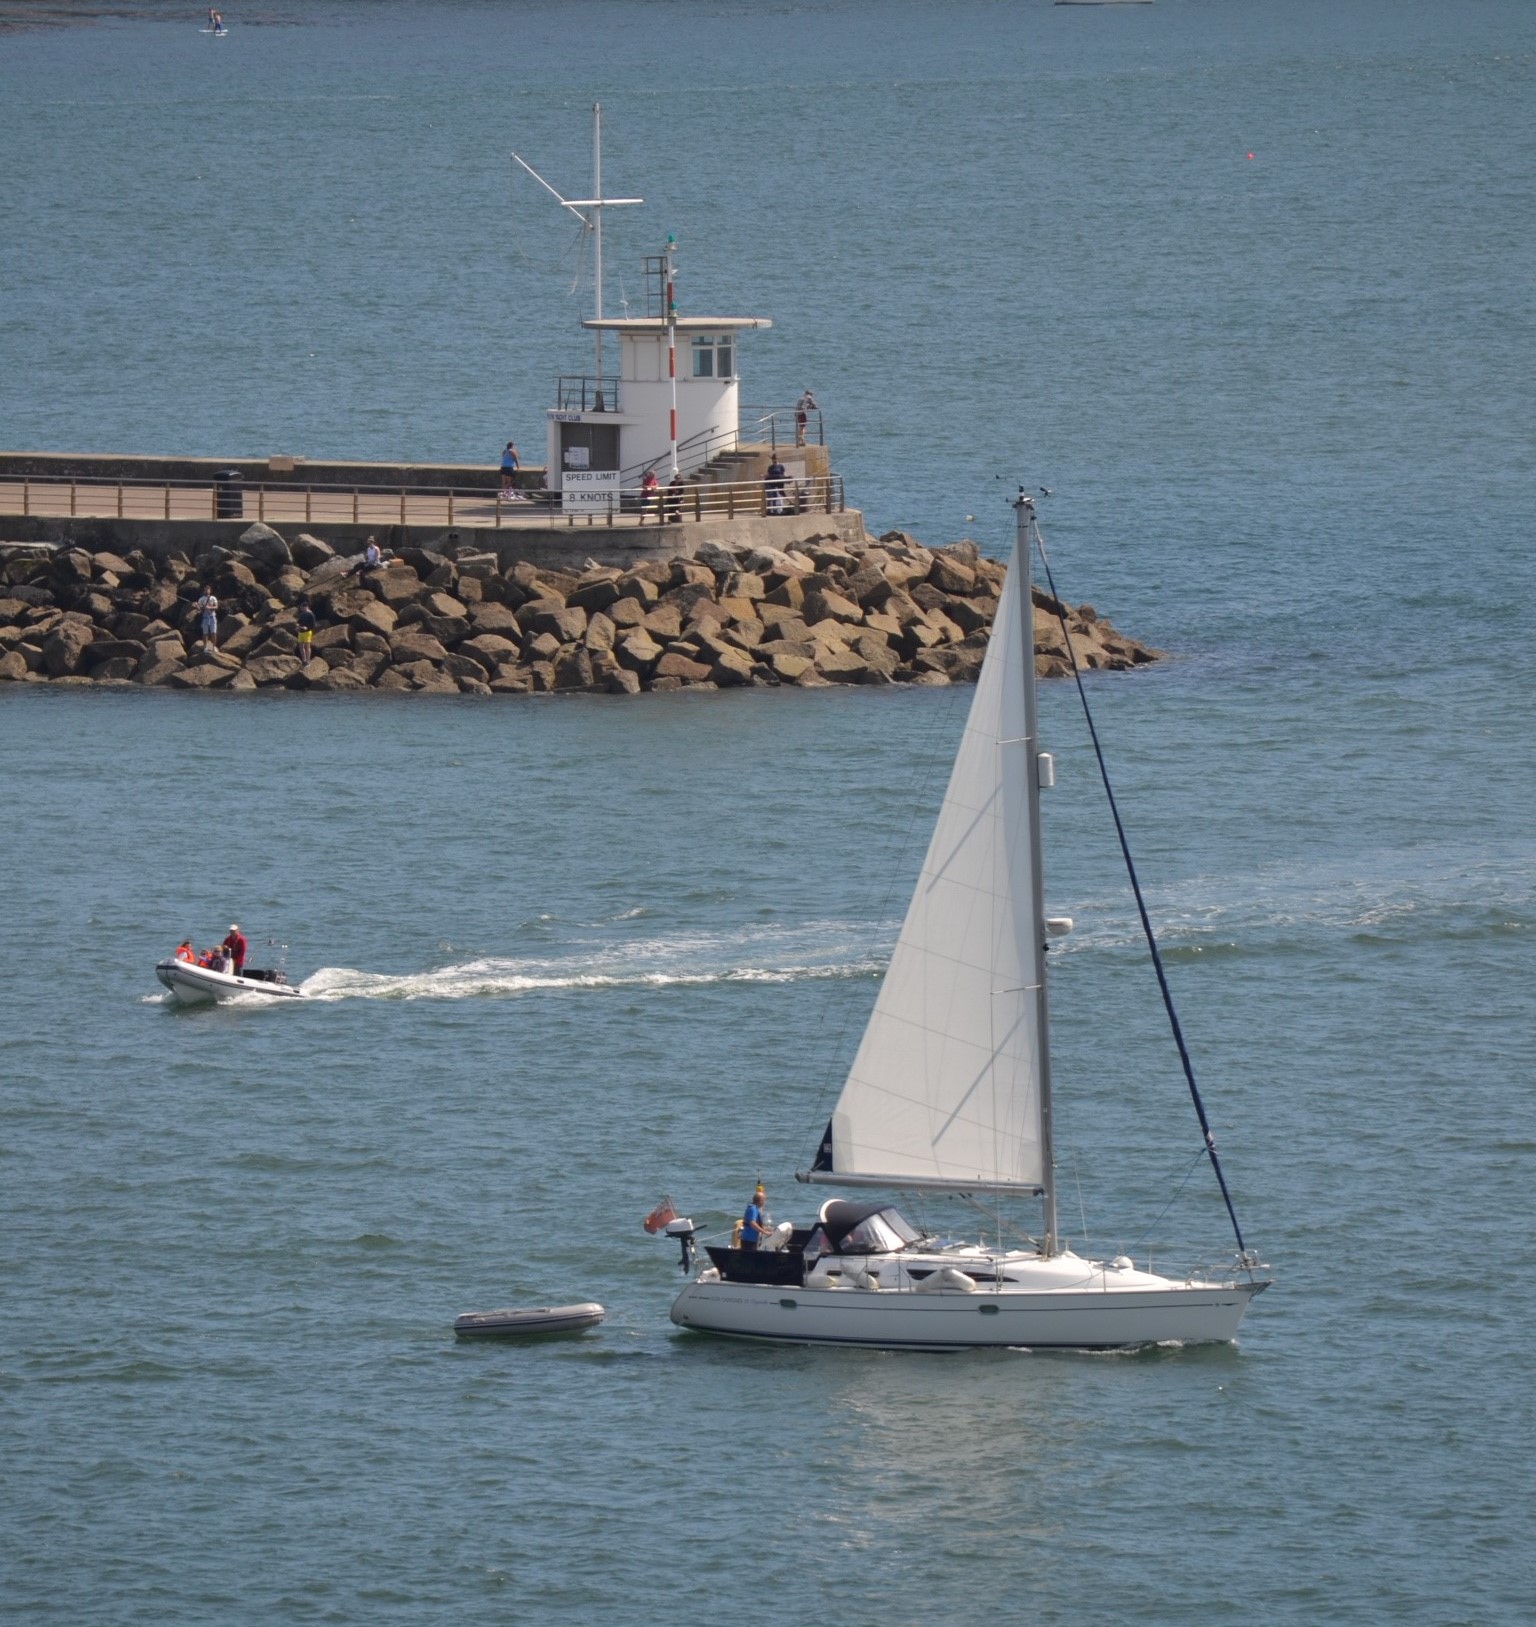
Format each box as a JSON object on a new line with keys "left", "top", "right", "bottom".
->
{"left": 510, "top": 102, "right": 643, "bottom": 409}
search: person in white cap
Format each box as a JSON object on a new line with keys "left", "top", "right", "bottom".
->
{"left": 221, "top": 924, "right": 247, "bottom": 977}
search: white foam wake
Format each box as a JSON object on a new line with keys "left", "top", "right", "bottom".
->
{"left": 297, "top": 921, "right": 887, "bottom": 1004}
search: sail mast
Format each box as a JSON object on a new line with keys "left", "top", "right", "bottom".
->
{"left": 1016, "top": 494, "right": 1059, "bottom": 1254}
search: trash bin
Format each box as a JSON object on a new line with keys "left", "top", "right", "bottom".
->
{"left": 214, "top": 469, "right": 243, "bottom": 519}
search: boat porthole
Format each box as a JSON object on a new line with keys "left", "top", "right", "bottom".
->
{"left": 979, "top": 1303, "right": 1000, "bottom": 1315}
{"left": 779, "top": 1298, "right": 797, "bottom": 1310}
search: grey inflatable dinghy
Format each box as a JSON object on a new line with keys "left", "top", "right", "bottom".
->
{"left": 453, "top": 1302, "right": 605, "bottom": 1338}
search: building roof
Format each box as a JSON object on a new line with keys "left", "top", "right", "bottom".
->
{"left": 580, "top": 317, "right": 773, "bottom": 333}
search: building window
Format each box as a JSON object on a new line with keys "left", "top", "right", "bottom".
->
{"left": 691, "top": 336, "right": 734, "bottom": 381}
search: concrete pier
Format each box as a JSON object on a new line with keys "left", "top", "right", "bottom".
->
{"left": 0, "top": 451, "right": 863, "bottom": 569}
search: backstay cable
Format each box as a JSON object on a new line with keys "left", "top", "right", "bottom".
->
{"left": 1030, "top": 514, "right": 1251, "bottom": 1258}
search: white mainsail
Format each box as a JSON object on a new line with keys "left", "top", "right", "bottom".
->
{"left": 816, "top": 537, "right": 1048, "bottom": 1191}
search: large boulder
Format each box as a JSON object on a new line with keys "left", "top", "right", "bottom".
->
{"left": 615, "top": 630, "right": 663, "bottom": 673}
{"left": 468, "top": 602, "right": 522, "bottom": 638}
{"left": 654, "top": 651, "right": 711, "bottom": 683}
{"left": 236, "top": 523, "right": 292, "bottom": 569}
{"left": 422, "top": 589, "right": 469, "bottom": 620}
{"left": 245, "top": 653, "right": 303, "bottom": 686}
{"left": 527, "top": 603, "right": 588, "bottom": 643}
{"left": 282, "top": 658, "right": 331, "bottom": 689}
{"left": 928, "top": 553, "right": 978, "bottom": 596}
{"left": 373, "top": 568, "right": 425, "bottom": 606}
{"left": 553, "top": 647, "right": 595, "bottom": 691}
{"left": 42, "top": 621, "right": 94, "bottom": 676}
{"left": 710, "top": 645, "right": 756, "bottom": 687}
{"left": 641, "top": 603, "right": 682, "bottom": 642}
{"left": 348, "top": 599, "right": 398, "bottom": 637}
{"left": 569, "top": 572, "right": 622, "bottom": 614}
{"left": 443, "top": 651, "right": 489, "bottom": 684}
{"left": 168, "top": 662, "right": 234, "bottom": 689}
{"left": 0, "top": 649, "right": 28, "bottom": 681}
{"left": 81, "top": 638, "right": 147, "bottom": 672}
{"left": 460, "top": 633, "right": 519, "bottom": 668}
{"left": 290, "top": 534, "right": 335, "bottom": 571}
{"left": 692, "top": 540, "right": 741, "bottom": 575}
{"left": 389, "top": 630, "right": 450, "bottom": 665}
{"left": 769, "top": 651, "right": 816, "bottom": 683}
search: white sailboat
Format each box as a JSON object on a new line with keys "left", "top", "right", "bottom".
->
{"left": 669, "top": 495, "right": 1269, "bottom": 1350}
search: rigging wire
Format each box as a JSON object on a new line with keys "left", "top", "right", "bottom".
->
{"left": 1029, "top": 510, "right": 1252, "bottom": 1260}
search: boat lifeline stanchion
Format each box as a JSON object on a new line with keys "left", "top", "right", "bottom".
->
{"left": 1028, "top": 499, "right": 1253, "bottom": 1261}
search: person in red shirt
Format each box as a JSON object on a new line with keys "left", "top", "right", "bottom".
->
{"left": 222, "top": 925, "right": 247, "bottom": 976}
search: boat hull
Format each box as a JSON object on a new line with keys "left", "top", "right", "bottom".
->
{"left": 670, "top": 1276, "right": 1266, "bottom": 1351}
{"left": 155, "top": 960, "right": 304, "bottom": 1005}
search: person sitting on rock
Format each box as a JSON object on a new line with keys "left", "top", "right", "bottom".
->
{"left": 349, "top": 536, "right": 385, "bottom": 576}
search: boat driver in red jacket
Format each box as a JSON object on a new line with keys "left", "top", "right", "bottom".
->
{"left": 222, "top": 925, "right": 247, "bottom": 977}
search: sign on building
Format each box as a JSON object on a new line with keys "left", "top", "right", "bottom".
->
{"left": 562, "top": 469, "right": 621, "bottom": 514}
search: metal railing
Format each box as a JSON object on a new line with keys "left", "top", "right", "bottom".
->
{"left": 554, "top": 375, "right": 622, "bottom": 412}
{"left": 594, "top": 472, "right": 845, "bottom": 525}
{"left": 619, "top": 405, "right": 829, "bottom": 486}
{"left": 0, "top": 469, "right": 846, "bottom": 531}
{"left": 748, "top": 405, "right": 825, "bottom": 451}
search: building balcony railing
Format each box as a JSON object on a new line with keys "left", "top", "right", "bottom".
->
{"left": 553, "top": 375, "right": 622, "bottom": 413}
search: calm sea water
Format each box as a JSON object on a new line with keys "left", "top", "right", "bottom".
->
{"left": 3, "top": 3, "right": 1535, "bottom": 1622}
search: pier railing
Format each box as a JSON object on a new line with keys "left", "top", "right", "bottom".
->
{"left": 0, "top": 469, "right": 847, "bottom": 531}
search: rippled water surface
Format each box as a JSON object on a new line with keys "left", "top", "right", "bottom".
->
{"left": 3, "top": 2, "right": 1535, "bottom": 1622}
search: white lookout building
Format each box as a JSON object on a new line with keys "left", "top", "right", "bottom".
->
{"left": 517, "top": 108, "right": 835, "bottom": 520}
{"left": 544, "top": 253, "right": 773, "bottom": 496}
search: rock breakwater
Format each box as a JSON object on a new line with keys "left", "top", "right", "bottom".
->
{"left": 0, "top": 526, "right": 1159, "bottom": 695}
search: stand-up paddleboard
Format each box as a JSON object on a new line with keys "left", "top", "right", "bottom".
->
{"left": 199, "top": 27, "right": 230, "bottom": 34}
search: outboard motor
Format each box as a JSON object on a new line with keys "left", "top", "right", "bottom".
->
{"left": 664, "top": 1217, "right": 697, "bottom": 1275}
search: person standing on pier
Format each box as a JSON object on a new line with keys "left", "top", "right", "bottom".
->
{"left": 764, "top": 454, "right": 786, "bottom": 516}
{"left": 665, "top": 471, "right": 685, "bottom": 524}
{"left": 500, "top": 441, "right": 520, "bottom": 498}
{"left": 195, "top": 585, "right": 219, "bottom": 651}
{"left": 794, "top": 387, "right": 818, "bottom": 447}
